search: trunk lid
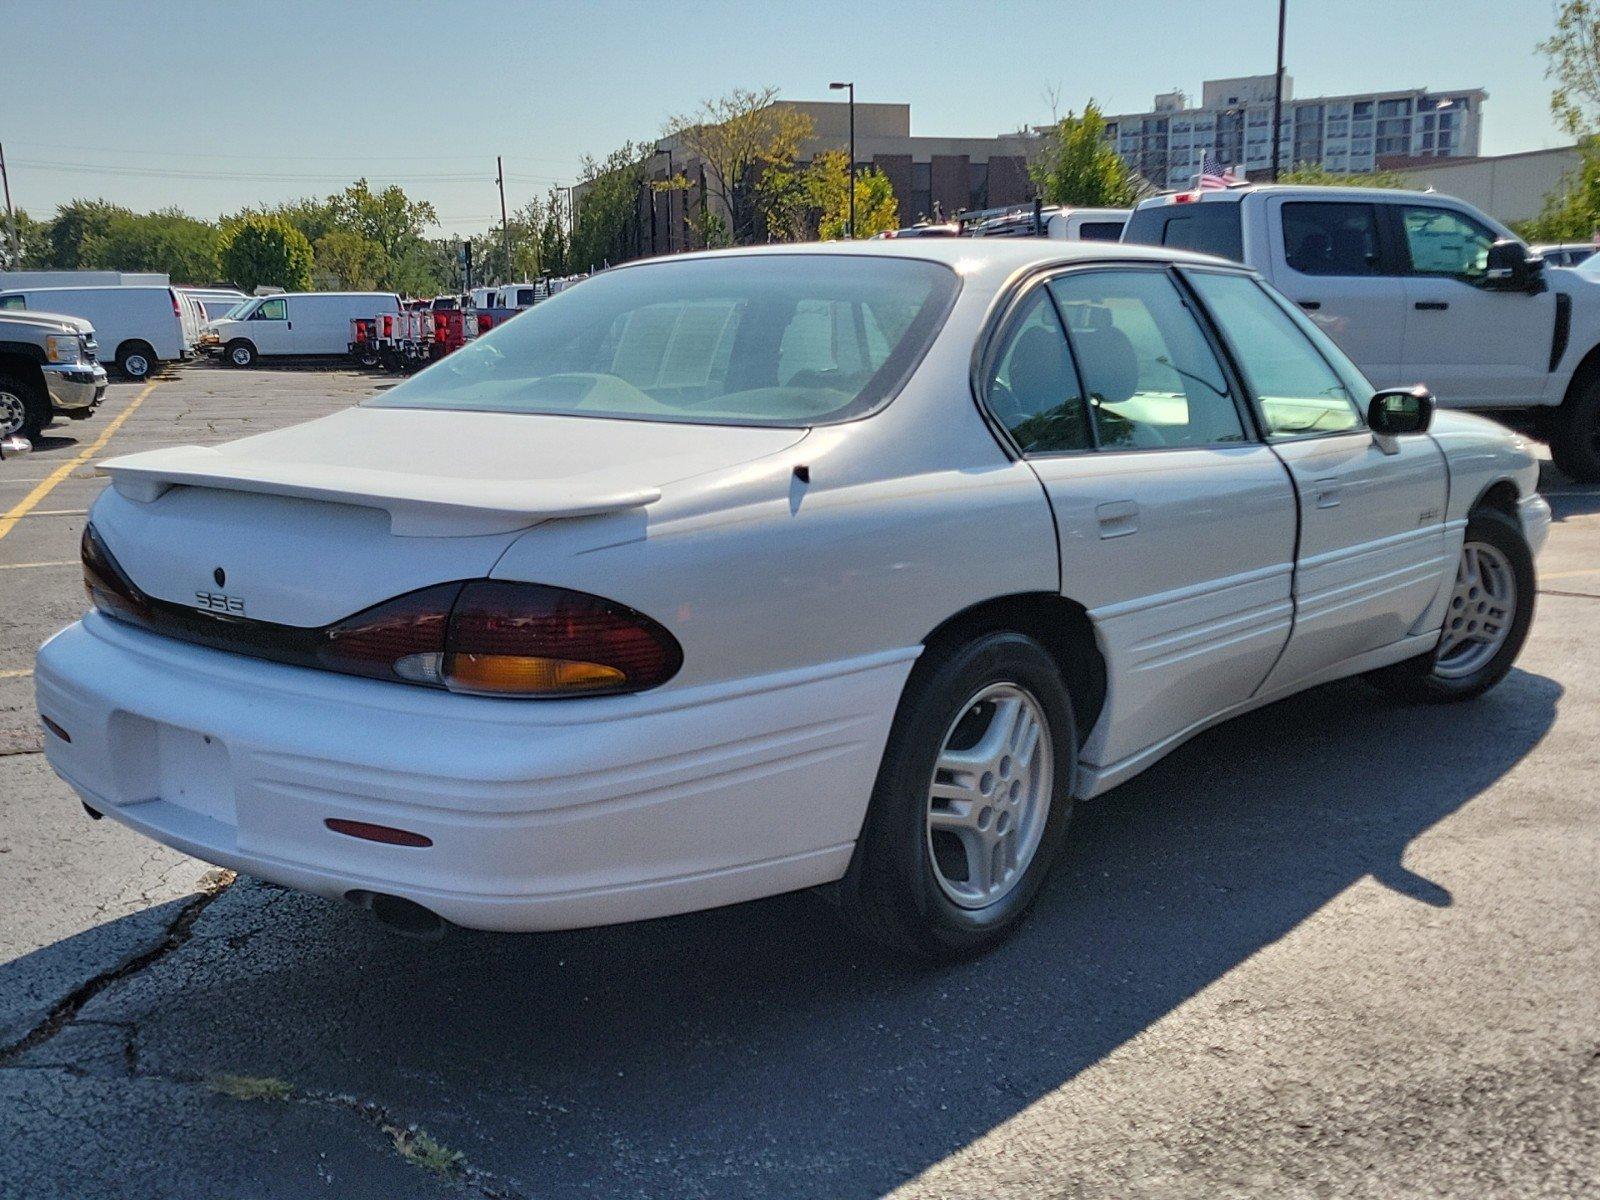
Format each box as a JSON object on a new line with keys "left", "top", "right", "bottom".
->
{"left": 94, "top": 406, "right": 805, "bottom": 627}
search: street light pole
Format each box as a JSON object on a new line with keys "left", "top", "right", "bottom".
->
{"left": 830, "top": 81, "right": 856, "bottom": 237}
{"left": 1270, "top": 0, "right": 1287, "bottom": 182}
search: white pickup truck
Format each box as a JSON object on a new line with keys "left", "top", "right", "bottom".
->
{"left": 1122, "top": 185, "right": 1600, "bottom": 481}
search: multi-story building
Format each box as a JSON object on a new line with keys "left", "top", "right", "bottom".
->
{"left": 1101, "top": 75, "right": 1486, "bottom": 189}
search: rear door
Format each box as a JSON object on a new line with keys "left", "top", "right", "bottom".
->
{"left": 1388, "top": 201, "right": 1556, "bottom": 408}
{"left": 982, "top": 265, "right": 1298, "bottom": 776}
{"left": 1184, "top": 268, "right": 1450, "bottom": 692}
{"left": 1260, "top": 196, "right": 1411, "bottom": 390}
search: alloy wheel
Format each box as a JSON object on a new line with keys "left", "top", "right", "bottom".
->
{"left": 926, "top": 682, "right": 1053, "bottom": 909}
{"left": 1435, "top": 540, "right": 1517, "bottom": 679}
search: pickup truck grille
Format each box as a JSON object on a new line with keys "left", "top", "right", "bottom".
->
{"left": 82, "top": 335, "right": 98, "bottom": 363}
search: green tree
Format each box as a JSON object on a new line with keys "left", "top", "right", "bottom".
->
{"left": 1517, "top": 137, "right": 1600, "bottom": 241}
{"left": 327, "top": 180, "right": 438, "bottom": 289}
{"left": 1278, "top": 162, "right": 1409, "bottom": 188}
{"left": 87, "top": 208, "right": 219, "bottom": 282}
{"left": 1541, "top": 1, "right": 1600, "bottom": 135}
{"left": 806, "top": 150, "right": 900, "bottom": 239}
{"left": 0, "top": 210, "right": 52, "bottom": 269}
{"left": 570, "top": 142, "right": 652, "bottom": 272}
{"left": 665, "top": 87, "right": 814, "bottom": 243}
{"left": 312, "top": 229, "right": 386, "bottom": 288}
{"left": 46, "top": 199, "right": 128, "bottom": 268}
{"left": 218, "top": 215, "right": 313, "bottom": 292}
{"left": 1028, "top": 101, "right": 1139, "bottom": 208}
{"left": 538, "top": 196, "right": 568, "bottom": 276}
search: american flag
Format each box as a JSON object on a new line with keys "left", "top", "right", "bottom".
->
{"left": 1197, "top": 150, "right": 1239, "bottom": 190}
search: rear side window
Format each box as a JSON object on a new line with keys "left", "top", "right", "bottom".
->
{"left": 1077, "top": 221, "right": 1124, "bottom": 242}
{"left": 1186, "top": 270, "right": 1364, "bottom": 440}
{"left": 1282, "top": 202, "right": 1382, "bottom": 275}
{"left": 984, "top": 290, "right": 1092, "bottom": 454}
{"left": 1049, "top": 269, "right": 1247, "bottom": 449}
{"left": 0, "top": 295, "right": 25, "bottom": 310}
{"left": 1123, "top": 203, "right": 1243, "bottom": 262}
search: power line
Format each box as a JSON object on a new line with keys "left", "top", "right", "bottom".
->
{"left": 4, "top": 139, "right": 583, "bottom": 168}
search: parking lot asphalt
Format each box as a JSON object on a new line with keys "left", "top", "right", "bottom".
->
{"left": 0, "top": 365, "right": 1596, "bottom": 1199}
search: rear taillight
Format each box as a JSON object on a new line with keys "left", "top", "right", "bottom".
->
{"left": 319, "top": 579, "right": 680, "bottom": 698}
{"left": 82, "top": 525, "right": 152, "bottom": 626}
{"left": 169, "top": 289, "right": 182, "bottom": 318}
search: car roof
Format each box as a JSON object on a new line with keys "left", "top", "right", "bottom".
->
{"left": 1133, "top": 183, "right": 1467, "bottom": 208}
{"left": 622, "top": 237, "right": 1241, "bottom": 277}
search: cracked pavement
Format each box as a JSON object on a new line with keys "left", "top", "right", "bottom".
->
{"left": 1, "top": 367, "right": 1598, "bottom": 1198}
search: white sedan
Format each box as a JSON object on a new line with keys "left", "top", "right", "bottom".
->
{"left": 36, "top": 240, "right": 1549, "bottom": 958}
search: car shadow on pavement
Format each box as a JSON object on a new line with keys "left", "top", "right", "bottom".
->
{"left": 0, "top": 667, "right": 1561, "bottom": 1198}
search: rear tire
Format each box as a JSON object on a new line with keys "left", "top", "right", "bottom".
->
{"left": 832, "top": 630, "right": 1076, "bottom": 961}
{"left": 1365, "top": 506, "right": 1535, "bottom": 702}
{"left": 0, "top": 372, "right": 50, "bottom": 442}
{"left": 115, "top": 342, "right": 156, "bottom": 381}
{"left": 1550, "top": 378, "right": 1600, "bottom": 483}
{"left": 225, "top": 340, "right": 257, "bottom": 369}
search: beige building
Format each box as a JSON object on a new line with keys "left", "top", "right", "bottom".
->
{"left": 1392, "top": 144, "right": 1581, "bottom": 227}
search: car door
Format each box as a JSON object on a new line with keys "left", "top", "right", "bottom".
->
{"left": 1261, "top": 196, "right": 1411, "bottom": 389}
{"left": 1389, "top": 201, "right": 1557, "bottom": 408}
{"left": 247, "top": 297, "right": 291, "bottom": 355}
{"left": 982, "top": 266, "right": 1299, "bottom": 778}
{"left": 1183, "top": 268, "right": 1451, "bottom": 693}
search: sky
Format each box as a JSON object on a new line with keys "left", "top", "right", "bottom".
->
{"left": 0, "top": 0, "right": 1569, "bottom": 239}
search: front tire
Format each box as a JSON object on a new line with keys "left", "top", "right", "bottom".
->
{"left": 1366, "top": 506, "right": 1535, "bottom": 702}
{"left": 1550, "top": 378, "right": 1600, "bottom": 483}
{"left": 225, "top": 340, "right": 257, "bottom": 368}
{"left": 833, "top": 630, "right": 1077, "bottom": 960}
{"left": 0, "top": 372, "right": 50, "bottom": 442}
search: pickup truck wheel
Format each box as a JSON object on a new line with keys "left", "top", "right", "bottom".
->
{"left": 1365, "top": 506, "right": 1535, "bottom": 702}
{"left": 1550, "top": 379, "right": 1600, "bottom": 483}
{"left": 225, "top": 340, "right": 257, "bottom": 368}
{"left": 115, "top": 342, "right": 155, "bottom": 381}
{"left": 0, "top": 373, "right": 49, "bottom": 442}
{"left": 830, "top": 630, "right": 1076, "bottom": 960}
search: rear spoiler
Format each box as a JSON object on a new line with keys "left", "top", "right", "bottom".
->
{"left": 99, "top": 445, "right": 659, "bottom": 537}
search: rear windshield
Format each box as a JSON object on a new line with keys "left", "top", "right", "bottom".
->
{"left": 371, "top": 254, "right": 959, "bottom": 427}
{"left": 1123, "top": 202, "right": 1244, "bottom": 263}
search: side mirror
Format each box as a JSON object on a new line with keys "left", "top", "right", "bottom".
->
{"left": 1484, "top": 239, "right": 1545, "bottom": 292}
{"left": 1369, "top": 385, "right": 1434, "bottom": 436}
{"left": 0, "top": 434, "right": 32, "bottom": 460}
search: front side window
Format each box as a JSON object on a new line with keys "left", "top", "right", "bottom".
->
{"left": 253, "top": 298, "right": 287, "bottom": 321}
{"left": 1399, "top": 205, "right": 1495, "bottom": 280}
{"left": 1282, "top": 202, "right": 1382, "bottom": 276}
{"left": 371, "top": 255, "right": 957, "bottom": 427}
{"left": 0, "top": 295, "right": 25, "bottom": 310}
{"left": 984, "top": 290, "right": 1091, "bottom": 454}
{"left": 1185, "top": 270, "right": 1363, "bottom": 440}
{"left": 1049, "top": 269, "right": 1246, "bottom": 449}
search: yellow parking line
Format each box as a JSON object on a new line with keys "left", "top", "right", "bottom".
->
{"left": 0, "top": 668, "right": 33, "bottom": 679}
{"left": 0, "top": 381, "right": 157, "bottom": 543}
{"left": 1541, "top": 567, "right": 1600, "bottom": 582}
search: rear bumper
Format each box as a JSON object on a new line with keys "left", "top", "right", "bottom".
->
{"left": 43, "top": 363, "right": 108, "bottom": 414}
{"left": 35, "top": 614, "right": 911, "bottom": 932}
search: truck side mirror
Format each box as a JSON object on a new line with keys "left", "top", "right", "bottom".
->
{"left": 1484, "top": 239, "right": 1545, "bottom": 293}
{"left": 1368, "top": 385, "right": 1434, "bottom": 435}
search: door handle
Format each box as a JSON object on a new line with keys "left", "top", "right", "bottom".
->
{"left": 1297, "top": 300, "right": 1321, "bottom": 310}
{"left": 1096, "top": 499, "right": 1139, "bottom": 539}
{"left": 287, "top": 320, "right": 293, "bottom": 329}
{"left": 1312, "top": 478, "right": 1341, "bottom": 509}
{"left": 1413, "top": 301, "right": 1448, "bottom": 311}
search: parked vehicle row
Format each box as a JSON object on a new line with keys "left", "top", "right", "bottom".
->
{"left": 0, "top": 284, "right": 202, "bottom": 381}
{"left": 199, "top": 291, "right": 402, "bottom": 367}
{"left": 37, "top": 238, "right": 1547, "bottom": 958}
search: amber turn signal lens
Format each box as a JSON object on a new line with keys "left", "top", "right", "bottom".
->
{"left": 446, "top": 653, "right": 625, "bottom": 695}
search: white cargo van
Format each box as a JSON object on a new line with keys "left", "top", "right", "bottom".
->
{"left": 206, "top": 292, "right": 402, "bottom": 366}
{"left": 1122, "top": 184, "right": 1600, "bottom": 481}
{"left": 0, "top": 285, "right": 196, "bottom": 380}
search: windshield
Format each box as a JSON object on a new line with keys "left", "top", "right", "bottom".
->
{"left": 370, "top": 254, "right": 959, "bottom": 427}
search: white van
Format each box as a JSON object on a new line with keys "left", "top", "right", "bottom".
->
{"left": 0, "top": 285, "right": 196, "bottom": 380}
{"left": 180, "top": 287, "right": 250, "bottom": 322}
{"left": 206, "top": 292, "right": 402, "bottom": 366}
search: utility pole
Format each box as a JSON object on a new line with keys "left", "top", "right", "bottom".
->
{"left": 0, "top": 143, "right": 20, "bottom": 268}
{"left": 1270, "top": 0, "right": 1287, "bottom": 182}
{"left": 495, "top": 156, "right": 512, "bottom": 283}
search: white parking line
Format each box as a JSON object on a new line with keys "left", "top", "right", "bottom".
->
{"left": 0, "top": 559, "right": 77, "bottom": 570}
{"left": 0, "top": 668, "right": 33, "bottom": 680}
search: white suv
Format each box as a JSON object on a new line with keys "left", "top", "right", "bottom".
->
{"left": 1124, "top": 185, "right": 1600, "bottom": 480}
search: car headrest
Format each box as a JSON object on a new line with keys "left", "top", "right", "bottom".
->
{"left": 1072, "top": 324, "right": 1138, "bottom": 405}
{"left": 1006, "top": 326, "right": 1075, "bottom": 415}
